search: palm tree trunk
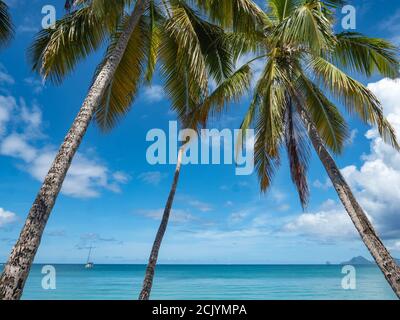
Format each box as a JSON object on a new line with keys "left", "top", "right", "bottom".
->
{"left": 139, "top": 146, "right": 185, "bottom": 300}
{"left": 0, "top": 0, "right": 148, "bottom": 300}
{"left": 299, "top": 105, "right": 400, "bottom": 298}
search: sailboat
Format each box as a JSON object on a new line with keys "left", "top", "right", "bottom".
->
{"left": 85, "top": 246, "right": 94, "bottom": 269}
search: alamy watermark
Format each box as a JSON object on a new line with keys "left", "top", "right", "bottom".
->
{"left": 341, "top": 265, "right": 357, "bottom": 290}
{"left": 41, "top": 265, "right": 56, "bottom": 290}
{"left": 146, "top": 121, "right": 255, "bottom": 176}
{"left": 38, "top": 3, "right": 358, "bottom": 31}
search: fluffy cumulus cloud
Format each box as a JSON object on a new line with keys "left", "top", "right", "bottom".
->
{"left": 0, "top": 208, "right": 17, "bottom": 228}
{"left": 340, "top": 78, "right": 400, "bottom": 238}
{"left": 283, "top": 208, "right": 357, "bottom": 241}
{"left": 0, "top": 95, "right": 129, "bottom": 198}
{"left": 284, "top": 78, "right": 400, "bottom": 243}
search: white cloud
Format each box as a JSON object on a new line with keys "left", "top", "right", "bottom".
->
{"left": 389, "top": 241, "right": 400, "bottom": 252}
{"left": 0, "top": 95, "right": 128, "bottom": 198}
{"left": 345, "top": 129, "right": 358, "bottom": 146}
{"left": 24, "top": 77, "right": 45, "bottom": 94}
{"left": 143, "top": 85, "right": 165, "bottom": 102}
{"left": 286, "top": 78, "right": 400, "bottom": 242}
{"left": 313, "top": 178, "right": 332, "bottom": 190}
{"left": 0, "top": 66, "right": 15, "bottom": 85}
{"left": 139, "top": 208, "right": 196, "bottom": 223}
{"left": 0, "top": 96, "right": 16, "bottom": 135}
{"left": 138, "top": 171, "right": 168, "bottom": 186}
{"left": 189, "top": 227, "right": 267, "bottom": 240}
{"left": 16, "top": 16, "right": 39, "bottom": 34}
{"left": 283, "top": 207, "right": 357, "bottom": 240}
{"left": 0, "top": 208, "right": 17, "bottom": 227}
{"left": 188, "top": 200, "right": 213, "bottom": 212}
{"left": 229, "top": 209, "right": 250, "bottom": 224}
{"left": 337, "top": 78, "right": 400, "bottom": 238}
{"left": 113, "top": 171, "right": 130, "bottom": 183}
{"left": 0, "top": 133, "right": 37, "bottom": 161}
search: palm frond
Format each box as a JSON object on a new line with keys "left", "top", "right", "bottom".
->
{"left": 164, "top": 3, "right": 209, "bottom": 95}
{"left": 284, "top": 100, "right": 310, "bottom": 208}
{"left": 28, "top": 0, "right": 127, "bottom": 83}
{"left": 226, "top": 31, "right": 266, "bottom": 61}
{"left": 297, "top": 70, "right": 349, "bottom": 153}
{"left": 330, "top": 32, "right": 400, "bottom": 78}
{"left": 94, "top": 15, "right": 149, "bottom": 131}
{"left": 268, "top": 0, "right": 302, "bottom": 21}
{"left": 191, "top": 0, "right": 271, "bottom": 32}
{"left": 0, "top": 0, "right": 14, "bottom": 47}
{"left": 176, "top": 3, "right": 234, "bottom": 84}
{"left": 144, "top": 0, "right": 163, "bottom": 83}
{"left": 159, "top": 28, "right": 203, "bottom": 124}
{"left": 253, "top": 59, "right": 287, "bottom": 191}
{"left": 272, "top": 1, "right": 336, "bottom": 54}
{"left": 198, "top": 63, "right": 253, "bottom": 125}
{"left": 311, "top": 56, "right": 399, "bottom": 150}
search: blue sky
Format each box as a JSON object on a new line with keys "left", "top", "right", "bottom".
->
{"left": 0, "top": 0, "right": 400, "bottom": 264}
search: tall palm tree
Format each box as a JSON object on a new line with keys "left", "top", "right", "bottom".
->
{"left": 138, "top": 144, "right": 185, "bottom": 300}
{"left": 136, "top": 0, "right": 258, "bottom": 300}
{"left": 201, "top": 0, "right": 400, "bottom": 297}
{"left": 0, "top": 0, "right": 14, "bottom": 46}
{"left": 0, "top": 0, "right": 149, "bottom": 300}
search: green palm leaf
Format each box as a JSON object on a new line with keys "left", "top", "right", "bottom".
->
{"left": 297, "top": 70, "right": 349, "bottom": 153}
{"left": 310, "top": 56, "right": 399, "bottom": 150}
{"left": 0, "top": 0, "right": 14, "bottom": 47}
{"left": 191, "top": 0, "right": 271, "bottom": 32}
{"left": 144, "top": 0, "right": 163, "bottom": 83}
{"left": 28, "top": 0, "right": 127, "bottom": 84}
{"left": 272, "top": 1, "right": 336, "bottom": 54}
{"left": 284, "top": 101, "right": 310, "bottom": 208}
{"left": 198, "top": 63, "right": 253, "bottom": 125}
{"left": 95, "top": 15, "right": 149, "bottom": 131}
{"left": 330, "top": 32, "right": 400, "bottom": 78}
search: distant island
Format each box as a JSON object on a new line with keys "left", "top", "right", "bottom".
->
{"left": 341, "top": 256, "right": 400, "bottom": 265}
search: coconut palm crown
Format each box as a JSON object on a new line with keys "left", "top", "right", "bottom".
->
{"left": 198, "top": 0, "right": 400, "bottom": 297}
{"left": 202, "top": 0, "right": 399, "bottom": 207}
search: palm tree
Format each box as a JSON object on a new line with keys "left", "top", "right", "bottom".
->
{"left": 138, "top": 145, "right": 185, "bottom": 300}
{"left": 0, "top": 0, "right": 149, "bottom": 300}
{"left": 201, "top": 0, "right": 400, "bottom": 297}
{"left": 0, "top": 0, "right": 14, "bottom": 46}
{"left": 0, "top": 0, "right": 256, "bottom": 300}
{"left": 136, "top": 1, "right": 258, "bottom": 300}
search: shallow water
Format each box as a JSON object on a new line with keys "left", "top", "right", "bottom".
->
{"left": 18, "top": 264, "right": 397, "bottom": 300}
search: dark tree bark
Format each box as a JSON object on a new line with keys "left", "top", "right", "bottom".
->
{"left": 0, "top": 0, "right": 149, "bottom": 300}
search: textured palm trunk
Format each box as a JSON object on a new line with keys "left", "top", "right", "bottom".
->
{"left": 139, "top": 147, "right": 185, "bottom": 300}
{"left": 299, "top": 105, "right": 400, "bottom": 299}
{"left": 0, "top": 0, "right": 148, "bottom": 300}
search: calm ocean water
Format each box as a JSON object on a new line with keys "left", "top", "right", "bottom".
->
{"left": 14, "top": 264, "right": 397, "bottom": 300}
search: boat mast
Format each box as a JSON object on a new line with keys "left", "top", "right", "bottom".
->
{"left": 87, "top": 246, "right": 92, "bottom": 263}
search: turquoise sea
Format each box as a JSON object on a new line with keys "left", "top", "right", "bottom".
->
{"left": 16, "top": 264, "right": 397, "bottom": 300}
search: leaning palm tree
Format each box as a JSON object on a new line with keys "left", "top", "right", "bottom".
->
{"left": 91, "top": 0, "right": 250, "bottom": 299}
{"left": 0, "top": 0, "right": 14, "bottom": 46}
{"left": 0, "top": 0, "right": 149, "bottom": 300}
{"left": 0, "top": 0, "right": 258, "bottom": 300}
{"left": 201, "top": 0, "right": 400, "bottom": 297}
{"left": 136, "top": 1, "right": 260, "bottom": 300}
